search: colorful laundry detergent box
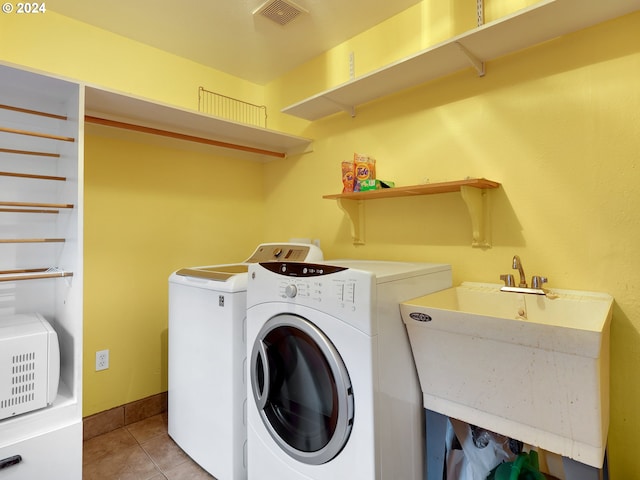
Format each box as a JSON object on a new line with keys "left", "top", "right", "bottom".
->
{"left": 354, "top": 153, "right": 376, "bottom": 191}
{"left": 342, "top": 153, "right": 374, "bottom": 192}
{"left": 341, "top": 153, "right": 393, "bottom": 192}
{"left": 341, "top": 160, "right": 355, "bottom": 193}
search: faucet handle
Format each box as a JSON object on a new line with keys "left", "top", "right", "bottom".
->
{"left": 500, "top": 274, "right": 515, "bottom": 287}
{"left": 531, "top": 276, "right": 548, "bottom": 289}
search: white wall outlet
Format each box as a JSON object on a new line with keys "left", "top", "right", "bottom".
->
{"left": 96, "top": 349, "right": 109, "bottom": 371}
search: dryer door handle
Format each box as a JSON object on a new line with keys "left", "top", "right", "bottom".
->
{"left": 254, "top": 340, "right": 270, "bottom": 411}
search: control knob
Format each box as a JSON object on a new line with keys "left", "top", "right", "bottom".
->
{"left": 285, "top": 284, "right": 297, "bottom": 298}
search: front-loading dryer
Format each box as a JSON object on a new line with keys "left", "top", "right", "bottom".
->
{"left": 246, "top": 260, "right": 452, "bottom": 479}
{"left": 168, "top": 243, "right": 323, "bottom": 480}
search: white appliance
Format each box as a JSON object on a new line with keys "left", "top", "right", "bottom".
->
{"left": 168, "top": 243, "right": 323, "bottom": 480}
{"left": 0, "top": 313, "right": 60, "bottom": 421}
{"left": 246, "top": 260, "right": 452, "bottom": 480}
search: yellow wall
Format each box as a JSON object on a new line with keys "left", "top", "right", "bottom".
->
{"left": 2, "top": 2, "right": 640, "bottom": 477}
{"left": 83, "top": 130, "right": 265, "bottom": 414}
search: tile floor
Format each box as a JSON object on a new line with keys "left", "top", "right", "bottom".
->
{"left": 82, "top": 412, "right": 215, "bottom": 480}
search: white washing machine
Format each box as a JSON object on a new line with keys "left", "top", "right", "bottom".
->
{"left": 245, "top": 260, "right": 452, "bottom": 480}
{"left": 168, "top": 243, "right": 323, "bottom": 480}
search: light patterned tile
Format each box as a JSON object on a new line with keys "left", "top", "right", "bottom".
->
{"left": 83, "top": 427, "right": 137, "bottom": 465}
{"left": 140, "top": 433, "right": 190, "bottom": 472}
{"left": 163, "top": 460, "right": 216, "bottom": 480}
{"left": 83, "top": 443, "right": 160, "bottom": 480}
{"left": 126, "top": 413, "right": 168, "bottom": 443}
{"left": 85, "top": 408, "right": 214, "bottom": 480}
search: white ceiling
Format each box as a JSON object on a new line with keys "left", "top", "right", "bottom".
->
{"left": 50, "top": 0, "right": 422, "bottom": 85}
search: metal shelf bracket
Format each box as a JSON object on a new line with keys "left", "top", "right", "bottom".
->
{"left": 456, "top": 42, "right": 486, "bottom": 77}
{"left": 324, "top": 96, "right": 356, "bottom": 118}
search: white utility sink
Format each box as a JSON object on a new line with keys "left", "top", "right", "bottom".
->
{"left": 400, "top": 282, "right": 613, "bottom": 468}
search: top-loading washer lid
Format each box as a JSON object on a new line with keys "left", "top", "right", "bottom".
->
{"left": 175, "top": 264, "right": 248, "bottom": 281}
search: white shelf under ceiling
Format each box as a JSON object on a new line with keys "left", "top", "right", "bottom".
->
{"left": 85, "top": 86, "right": 312, "bottom": 161}
{"left": 282, "top": 0, "right": 640, "bottom": 121}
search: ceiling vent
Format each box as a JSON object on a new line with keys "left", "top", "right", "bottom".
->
{"left": 253, "top": 0, "right": 308, "bottom": 26}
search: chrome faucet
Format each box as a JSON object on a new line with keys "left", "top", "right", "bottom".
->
{"left": 512, "top": 255, "right": 527, "bottom": 287}
{"left": 500, "top": 255, "right": 549, "bottom": 295}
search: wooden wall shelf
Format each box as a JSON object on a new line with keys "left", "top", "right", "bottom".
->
{"left": 323, "top": 178, "right": 499, "bottom": 200}
{"left": 324, "top": 178, "right": 500, "bottom": 247}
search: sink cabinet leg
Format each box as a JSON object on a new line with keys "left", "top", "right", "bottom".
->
{"left": 562, "top": 456, "right": 605, "bottom": 480}
{"left": 425, "top": 409, "right": 447, "bottom": 480}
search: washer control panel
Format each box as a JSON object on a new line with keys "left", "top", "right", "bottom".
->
{"left": 266, "top": 262, "right": 351, "bottom": 303}
{"left": 251, "top": 262, "right": 375, "bottom": 333}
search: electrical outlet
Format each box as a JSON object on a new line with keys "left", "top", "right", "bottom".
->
{"left": 96, "top": 349, "right": 109, "bottom": 371}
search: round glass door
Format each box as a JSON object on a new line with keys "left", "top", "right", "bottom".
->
{"left": 251, "top": 313, "right": 354, "bottom": 465}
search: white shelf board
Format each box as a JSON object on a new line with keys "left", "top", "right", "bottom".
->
{"left": 283, "top": 0, "right": 640, "bottom": 121}
{"left": 85, "top": 86, "right": 312, "bottom": 160}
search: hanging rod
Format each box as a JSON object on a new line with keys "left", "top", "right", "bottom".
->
{"left": 0, "top": 270, "right": 73, "bottom": 282}
{"left": 0, "top": 238, "right": 66, "bottom": 243}
{"left": 0, "top": 208, "right": 59, "bottom": 214}
{"left": 0, "top": 171, "right": 66, "bottom": 181}
{"left": 0, "top": 126, "right": 75, "bottom": 143}
{"left": 0, "top": 103, "right": 68, "bottom": 121}
{"left": 0, "top": 201, "right": 73, "bottom": 209}
{"left": 1, "top": 268, "right": 50, "bottom": 274}
{"left": 85, "top": 115, "right": 285, "bottom": 159}
{"left": 0, "top": 147, "right": 60, "bottom": 157}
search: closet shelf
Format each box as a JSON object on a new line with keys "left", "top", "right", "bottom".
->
{"left": 283, "top": 0, "right": 640, "bottom": 121}
{"left": 324, "top": 178, "right": 500, "bottom": 247}
{"left": 84, "top": 86, "right": 313, "bottom": 161}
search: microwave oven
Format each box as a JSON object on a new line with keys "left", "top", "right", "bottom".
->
{"left": 0, "top": 313, "right": 60, "bottom": 421}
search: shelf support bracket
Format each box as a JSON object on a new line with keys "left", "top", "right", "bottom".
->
{"left": 337, "top": 198, "right": 365, "bottom": 245}
{"left": 460, "top": 186, "right": 491, "bottom": 248}
{"left": 324, "top": 96, "right": 356, "bottom": 118}
{"left": 455, "top": 42, "right": 485, "bottom": 77}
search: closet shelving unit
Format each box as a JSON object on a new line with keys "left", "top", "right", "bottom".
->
{"left": 0, "top": 64, "right": 82, "bottom": 478}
